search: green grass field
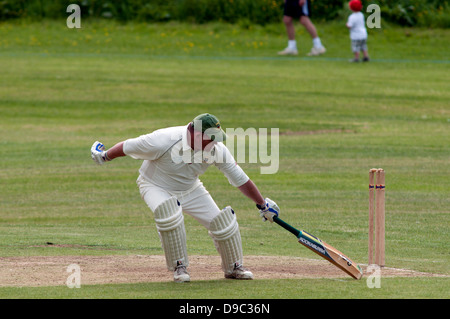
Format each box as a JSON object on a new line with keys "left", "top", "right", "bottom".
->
{"left": 0, "top": 19, "right": 449, "bottom": 301}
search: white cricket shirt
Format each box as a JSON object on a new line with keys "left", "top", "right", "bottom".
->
{"left": 123, "top": 125, "right": 249, "bottom": 192}
{"left": 347, "top": 12, "right": 368, "bottom": 40}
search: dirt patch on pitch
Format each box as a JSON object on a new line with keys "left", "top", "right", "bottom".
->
{"left": 0, "top": 255, "right": 445, "bottom": 287}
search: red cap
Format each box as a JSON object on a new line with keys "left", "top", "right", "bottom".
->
{"left": 349, "top": 0, "right": 362, "bottom": 12}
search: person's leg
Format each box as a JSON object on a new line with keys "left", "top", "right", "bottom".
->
{"left": 362, "top": 50, "right": 370, "bottom": 62}
{"left": 349, "top": 40, "right": 360, "bottom": 62}
{"left": 361, "top": 39, "right": 370, "bottom": 62}
{"left": 278, "top": 0, "right": 300, "bottom": 55}
{"left": 278, "top": 15, "right": 298, "bottom": 55}
{"left": 180, "top": 183, "right": 253, "bottom": 279}
{"left": 177, "top": 182, "right": 221, "bottom": 229}
{"left": 300, "top": 0, "right": 326, "bottom": 56}
{"left": 284, "top": 15, "right": 296, "bottom": 40}
{"left": 137, "top": 176, "right": 190, "bottom": 282}
{"left": 299, "top": 15, "right": 318, "bottom": 39}
{"left": 137, "top": 175, "right": 172, "bottom": 212}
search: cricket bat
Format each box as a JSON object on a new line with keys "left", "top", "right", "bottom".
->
{"left": 273, "top": 216, "right": 363, "bottom": 280}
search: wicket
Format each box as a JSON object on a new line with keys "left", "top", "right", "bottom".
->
{"left": 368, "top": 168, "right": 385, "bottom": 267}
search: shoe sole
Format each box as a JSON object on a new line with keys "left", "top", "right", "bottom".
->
{"left": 278, "top": 52, "right": 298, "bottom": 56}
{"left": 174, "top": 274, "right": 191, "bottom": 283}
{"left": 225, "top": 274, "right": 254, "bottom": 280}
{"left": 174, "top": 277, "right": 190, "bottom": 283}
{"left": 307, "top": 49, "right": 326, "bottom": 56}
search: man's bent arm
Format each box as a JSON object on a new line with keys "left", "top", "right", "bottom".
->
{"left": 238, "top": 179, "right": 265, "bottom": 207}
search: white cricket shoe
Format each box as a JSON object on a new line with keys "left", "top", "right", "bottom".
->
{"left": 307, "top": 46, "right": 326, "bottom": 56}
{"left": 277, "top": 47, "right": 298, "bottom": 56}
{"left": 174, "top": 262, "right": 190, "bottom": 283}
{"left": 225, "top": 263, "right": 254, "bottom": 280}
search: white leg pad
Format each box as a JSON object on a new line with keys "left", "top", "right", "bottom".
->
{"left": 209, "top": 206, "right": 243, "bottom": 275}
{"left": 154, "top": 197, "right": 188, "bottom": 271}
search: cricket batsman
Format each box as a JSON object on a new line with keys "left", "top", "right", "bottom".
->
{"left": 90, "top": 113, "right": 280, "bottom": 282}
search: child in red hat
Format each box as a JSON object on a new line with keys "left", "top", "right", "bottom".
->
{"left": 346, "top": 0, "right": 370, "bottom": 62}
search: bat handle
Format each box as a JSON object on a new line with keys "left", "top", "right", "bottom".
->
{"left": 273, "top": 216, "right": 301, "bottom": 237}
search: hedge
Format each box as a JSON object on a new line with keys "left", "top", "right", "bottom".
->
{"left": 1, "top": 0, "right": 448, "bottom": 27}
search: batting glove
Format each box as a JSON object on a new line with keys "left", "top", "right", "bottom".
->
{"left": 257, "top": 198, "right": 280, "bottom": 223}
{"left": 91, "top": 141, "right": 110, "bottom": 165}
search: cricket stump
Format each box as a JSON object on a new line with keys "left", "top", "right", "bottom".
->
{"left": 369, "top": 168, "right": 385, "bottom": 267}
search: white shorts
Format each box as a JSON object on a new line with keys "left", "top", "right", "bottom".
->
{"left": 137, "top": 175, "right": 222, "bottom": 229}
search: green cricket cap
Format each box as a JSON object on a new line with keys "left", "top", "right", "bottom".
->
{"left": 191, "top": 113, "right": 226, "bottom": 141}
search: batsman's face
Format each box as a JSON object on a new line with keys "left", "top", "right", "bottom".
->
{"left": 190, "top": 129, "right": 216, "bottom": 151}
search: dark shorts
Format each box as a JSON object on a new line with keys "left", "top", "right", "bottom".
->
{"left": 283, "top": 0, "right": 311, "bottom": 19}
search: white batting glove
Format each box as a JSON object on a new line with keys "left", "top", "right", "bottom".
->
{"left": 91, "top": 141, "right": 110, "bottom": 165}
{"left": 257, "top": 198, "right": 280, "bottom": 223}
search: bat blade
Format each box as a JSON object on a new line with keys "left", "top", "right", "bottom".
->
{"left": 273, "top": 216, "right": 363, "bottom": 280}
{"left": 297, "top": 230, "right": 363, "bottom": 280}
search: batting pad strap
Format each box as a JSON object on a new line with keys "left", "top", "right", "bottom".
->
{"left": 154, "top": 197, "right": 188, "bottom": 270}
{"left": 209, "top": 206, "right": 243, "bottom": 274}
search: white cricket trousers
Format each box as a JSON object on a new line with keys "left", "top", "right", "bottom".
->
{"left": 137, "top": 175, "right": 222, "bottom": 230}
